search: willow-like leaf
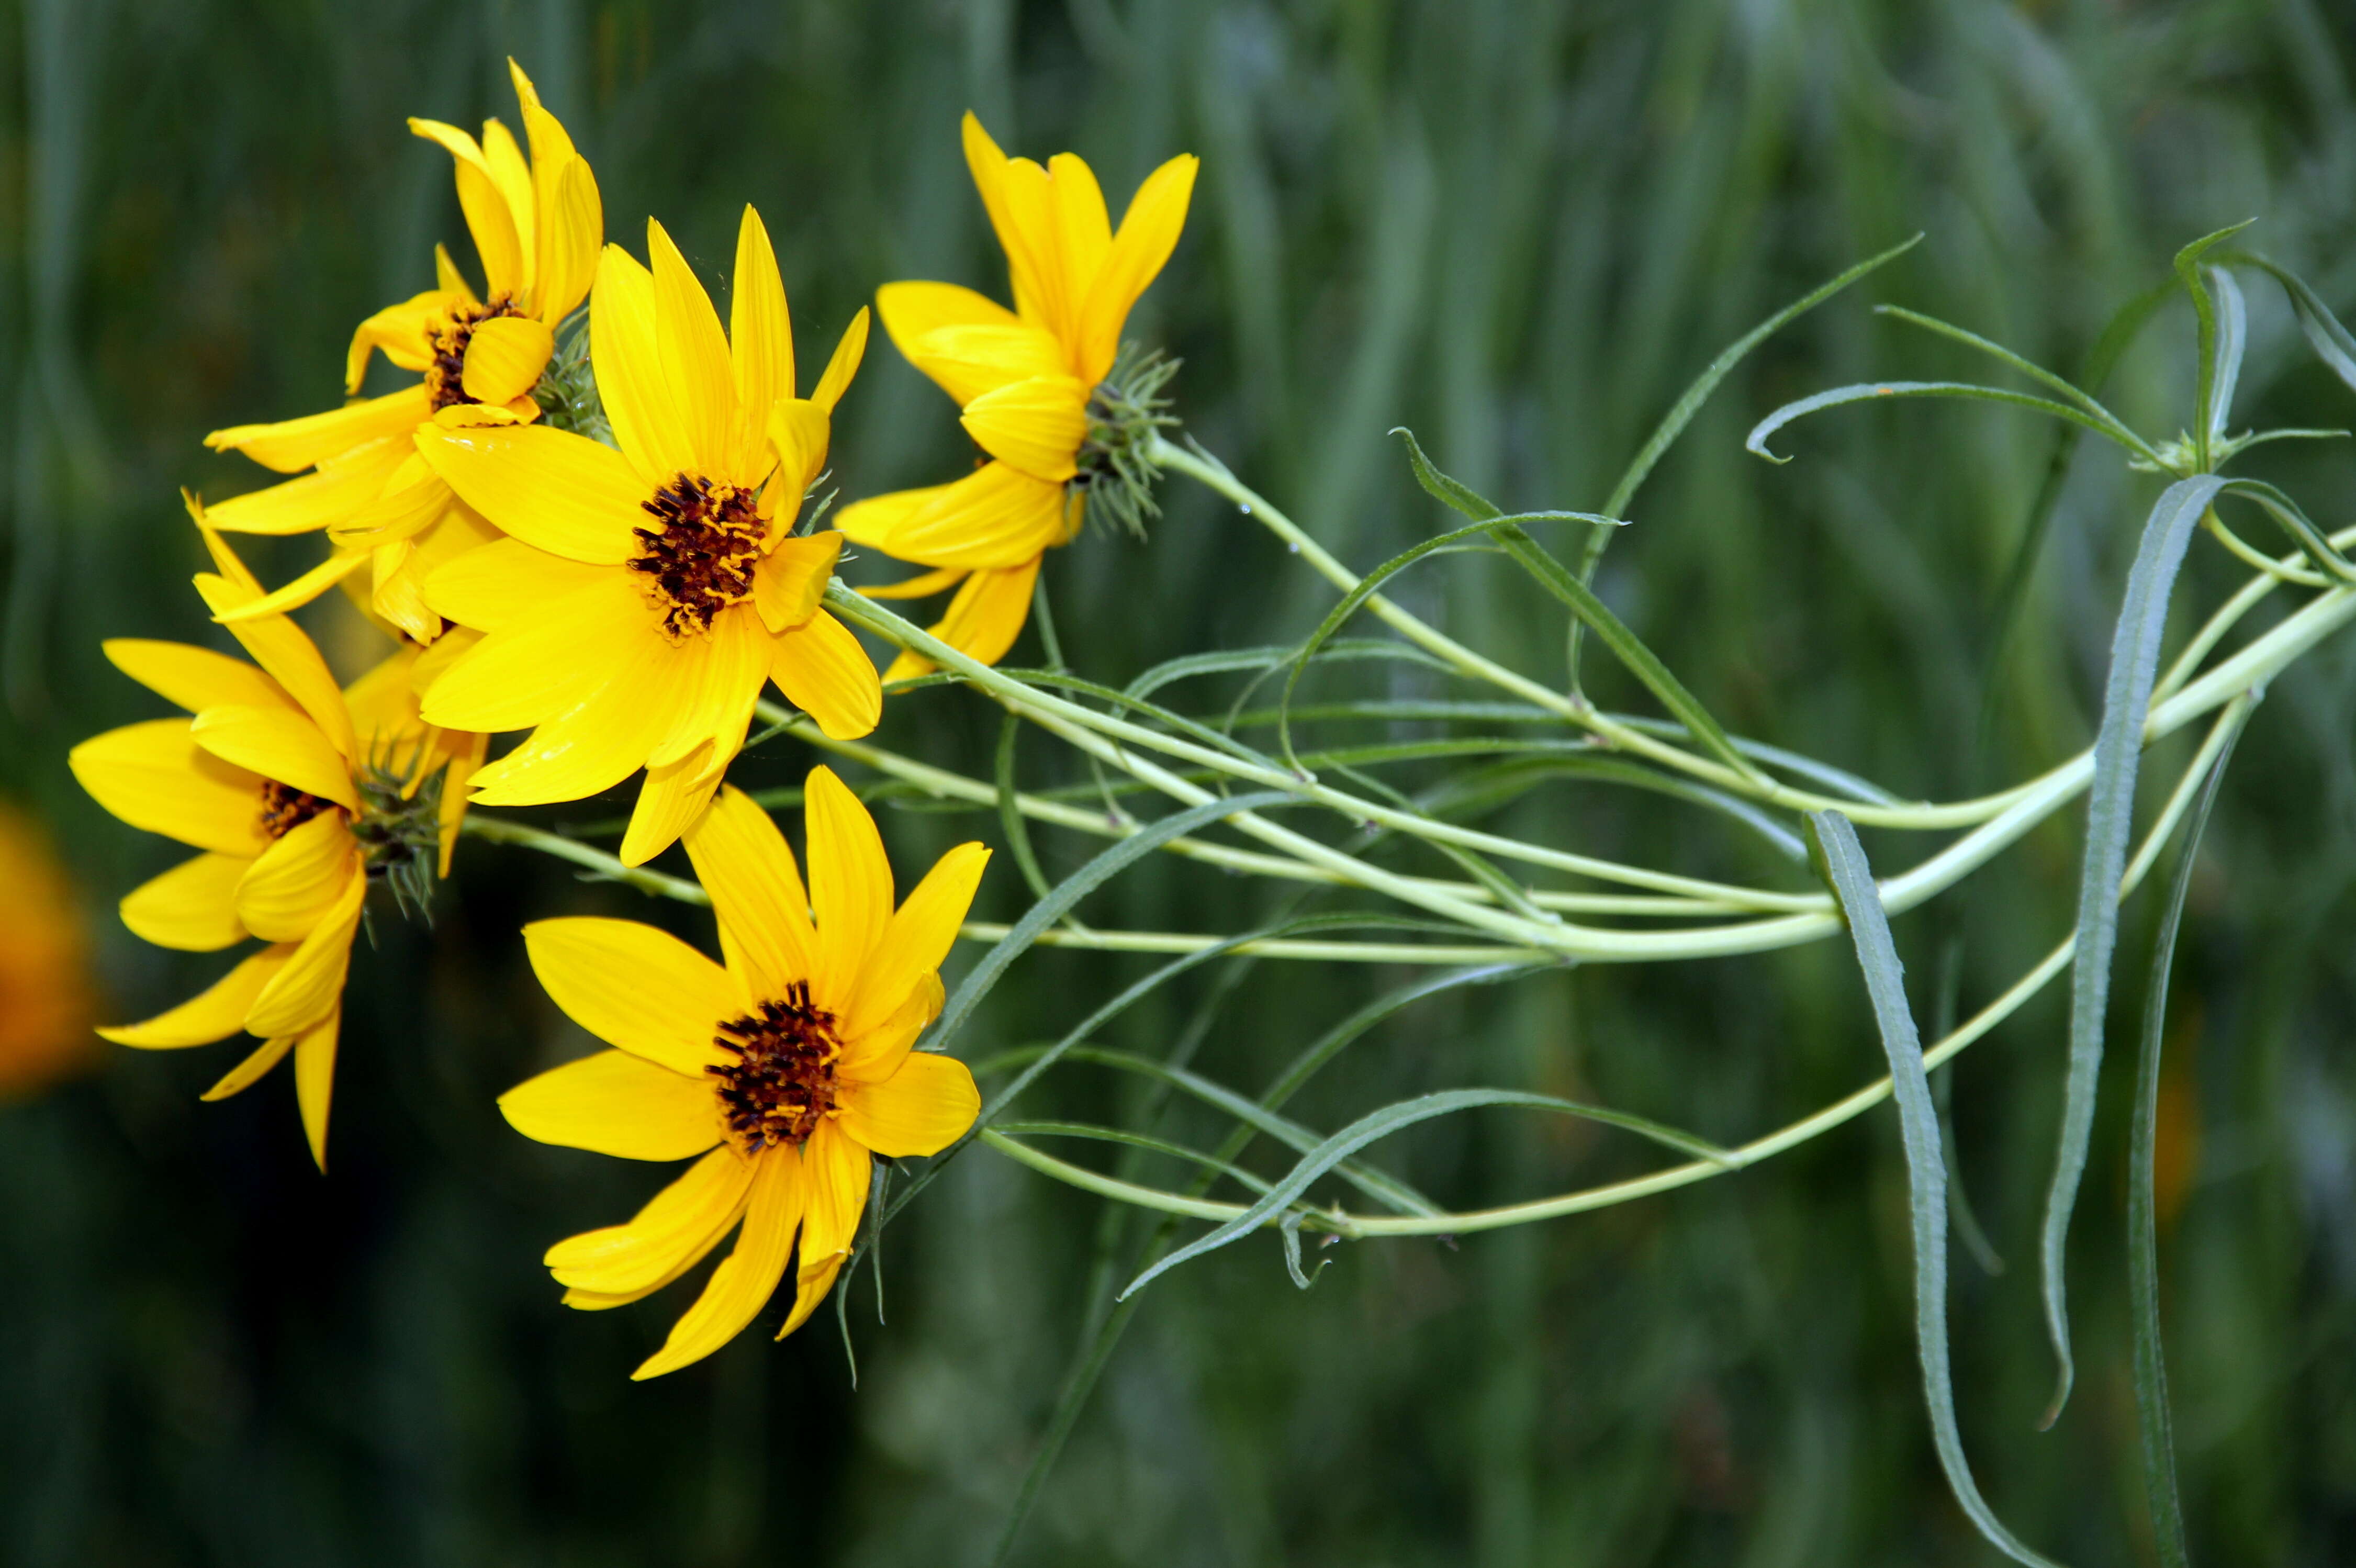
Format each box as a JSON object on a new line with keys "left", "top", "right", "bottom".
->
{"left": 2172, "top": 220, "right": 2256, "bottom": 470}
{"left": 1873, "top": 304, "right": 2141, "bottom": 436}
{"left": 2203, "top": 264, "right": 2247, "bottom": 444}
{"left": 1416, "top": 754, "right": 1809, "bottom": 862}
{"left": 1124, "top": 638, "right": 1454, "bottom": 703}
{"left": 2038, "top": 474, "right": 2227, "bottom": 1426}
{"left": 1747, "top": 380, "right": 2164, "bottom": 467}
{"left": 1807, "top": 810, "right": 2066, "bottom": 1568}
{"left": 2222, "top": 249, "right": 2356, "bottom": 393}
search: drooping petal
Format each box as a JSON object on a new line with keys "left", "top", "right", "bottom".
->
{"left": 619, "top": 745, "right": 726, "bottom": 870}
{"left": 436, "top": 729, "right": 487, "bottom": 878}
{"left": 422, "top": 536, "right": 608, "bottom": 634}
{"left": 244, "top": 868, "right": 365, "bottom": 1038}
{"left": 646, "top": 603, "right": 766, "bottom": 769}
{"left": 766, "top": 399, "right": 833, "bottom": 503}
{"left": 459, "top": 630, "right": 672, "bottom": 804}
{"left": 233, "top": 810, "right": 359, "bottom": 943}
{"left": 200, "top": 1029, "right": 298, "bottom": 1102}
{"left": 345, "top": 288, "right": 454, "bottom": 393}
{"left": 120, "top": 852, "right": 251, "bottom": 952}
{"left": 417, "top": 573, "right": 648, "bottom": 734}
{"left": 461, "top": 315, "right": 556, "bottom": 406}
{"left": 901, "top": 321, "right": 1069, "bottom": 409}
{"left": 500, "top": 1048, "right": 722, "bottom": 1161}
{"left": 204, "top": 386, "right": 432, "bottom": 475}
{"left": 70, "top": 719, "right": 270, "bottom": 857}
{"left": 415, "top": 422, "right": 644, "bottom": 564}
{"left": 837, "top": 1050, "right": 980, "bottom": 1158}
{"left": 204, "top": 436, "right": 410, "bottom": 535}
{"left": 209, "top": 548, "right": 374, "bottom": 625}
{"left": 803, "top": 766, "right": 891, "bottom": 1005}
{"left": 881, "top": 556, "right": 1041, "bottom": 682}
{"left": 730, "top": 205, "right": 793, "bottom": 416}
{"left": 189, "top": 705, "right": 360, "bottom": 811}
{"left": 876, "top": 279, "right": 1020, "bottom": 384}
{"left": 97, "top": 945, "right": 293, "bottom": 1048}
{"left": 796, "top": 1118, "right": 870, "bottom": 1274}
{"left": 845, "top": 841, "right": 989, "bottom": 1037}
{"left": 293, "top": 1006, "right": 341, "bottom": 1170}
{"left": 959, "top": 374, "right": 1089, "bottom": 483}
{"left": 872, "top": 460, "right": 1071, "bottom": 570}
{"left": 768, "top": 609, "right": 881, "bottom": 741}
{"left": 810, "top": 307, "right": 869, "bottom": 415}
{"left": 591, "top": 244, "right": 698, "bottom": 483}
{"left": 102, "top": 639, "right": 290, "bottom": 716}
{"left": 646, "top": 219, "right": 740, "bottom": 478}
{"left": 750, "top": 532, "right": 840, "bottom": 634}
{"left": 682, "top": 784, "right": 817, "bottom": 1000}
{"left": 1075, "top": 151, "right": 1198, "bottom": 383}
{"left": 192, "top": 571, "right": 360, "bottom": 759}
{"left": 630, "top": 1148, "right": 801, "bottom": 1380}
{"left": 546, "top": 1145, "right": 754, "bottom": 1296}
{"left": 837, "top": 972, "right": 942, "bottom": 1086}
{"left": 777, "top": 1251, "right": 848, "bottom": 1340}
{"left": 855, "top": 565, "right": 969, "bottom": 601}
{"left": 522, "top": 917, "right": 739, "bottom": 1074}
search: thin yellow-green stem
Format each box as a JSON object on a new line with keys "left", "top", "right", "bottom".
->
{"left": 958, "top": 921, "right": 1554, "bottom": 964}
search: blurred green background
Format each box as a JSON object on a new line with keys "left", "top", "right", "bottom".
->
{"left": 7, "top": 0, "right": 2356, "bottom": 1562}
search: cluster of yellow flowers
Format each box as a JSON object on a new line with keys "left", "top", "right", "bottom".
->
{"left": 70, "top": 62, "right": 1195, "bottom": 1379}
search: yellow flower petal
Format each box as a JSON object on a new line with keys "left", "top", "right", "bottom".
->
{"left": 460, "top": 633, "right": 672, "bottom": 805}
{"left": 329, "top": 455, "right": 453, "bottom": 549}
{"left": 200, "top": 1029, "right": 298, "bottom": 1102}
{"left": 522, "top": 917, "right": 739, "bottom": 1074}
{"left": 882, "top": 556, "right": 1041, "bottom": 681}
{"left": 422, "top": 536, "right": 607, "bottom": 634}
{"left": 837, "top": 972, "right": 942, "bottom": 1086}
{"left": 97, "top": 944, "right": 293, "bottom": 1049}
{"left": 417, "top": 573, "right": 648, "bottom": 734}
{"left": 102, "top": 639, "right": 289, "bottom": 716}
{"left": 233, "top": 810, "right": 358, "bottom": 943}
{"left": 766, "top": 398, "right": 833, "bottom": 502}
{"left": 338, "top": 647, "right": 425, "bottom": 748}
{"left": 856, "top": 564, "right": 969, "bottom": 601}
{"left": 803, "top": 765, "right": 891, "bottom": 1004}
{"left": 436, "top": 729, "right": 487, "bottom": 878}
{"left": 293, "top": 1006, "right": 341, "bottom": 1170}
{"left": 777, "top": 1250, "right": 848, "bottom": 1340}
{"left": 208, "top": 547, "right": 374, "bottom": 625}
{"left": 876, "top": 278, "right": 1020, "bottom": 362}
{"left": 837, "top": 1050, "right": 980, "bottom": 1158}
{"left": 768, "top": 608, "right": 881, "bottom": 741}
{"left": 415, "top": 422, "right": 644, "bottom": 565}
{"left": 647, "top": 219, "right": 743, "bottom": 478}
{"left": 730, "top": 205, "right": 793, "bottom": 416}
{"left": 590, "top": 245, "right": 696, "bottom": 484}
{"left": 189, "top": 705, "right": 359, "bottom": 812}
{"left": 997, "top": 154, "right": 1079, "bottom": 351}
{"left": 1076, "top": 151, "right": 1198, "bottom": 383}
{"left": 961, "top": 113, "right": 1056, "bottom": 331}
{"left": 846, "top": 841, "right": 989, "bottom": 1037}
{"left": 646, "top": 603, "right": 768, "bottom": 769}
{"left": 70, "top": 719, "right": 268, "bottom": 857}
{"left": 203, "top": 386, "right": 432, "bottom": 475}
{"left": 244, "top": 869, "right": 365, "bottom": 1038}
{"left": 344, "top": 288, "right": 452, "bottom": 393}
{"left": 120, "top": 852, "right": 251, "bottom": 952}
{"left": 192, "top": 571, "right": 360, "bottom": 759}
{"left": 546, "top": 1144, "right": 753, "bottom": 1296}
{"left": 412, "top": 116, "right": 526, "bottom": 299}
{"left": 1046, "top": 151, "right": 1113, "bottom": 338}
{"left": 751, "top": 531, "right": 840, "bottom": 634}
{"left": 959, "top": 374, "right": 1089, "bottom": 483}
{"left": 203, "top": 436, "right": 409, "bottom": 535}
{"left": 810, "top": 307, "right": 869, "bottom": 415}
{"left": 797, "top": 1118, "right": 869, "bottom": 1270}
{"left": 500, "top": 1047, "right": 722, "bottom": 1161}
{"left": 619, "top": 745, "right": 726, "bottom": 870}
{"left": 461, "top": 315, "right": 555, "bottom": 406}
{"left": 479, "top": 118, "right": 538, "bottom": 295}
{"left": 535, "top": 155, "right": 602, "bottom": 327}
{"left": 631, "top": 1147, "right": 801, "bottom": 1379}
{"left": 877, "top": 461, "right": 1072, "bottom": 570}
{"left": 682, "top": 784, "right": 818, "bottom": 1000}
{"left": 903, "top": 321, "right": 1069, "bottom": 410}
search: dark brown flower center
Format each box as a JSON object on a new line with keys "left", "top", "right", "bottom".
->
{"left": 709, "top": 980, "right": 840, "bottom": 1153}
{"left": 629, "top": 473, "right": 766, "bottom": 639}
{"left": 424, "top": 295, "right": 526, "bottom": 413}
{"left": 258, "top": 780, "right": 331, "bottom": 841}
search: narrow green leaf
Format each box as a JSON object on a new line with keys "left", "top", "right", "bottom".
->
{"left": 2222, "top": 250, "right": 2356, "bottom": 394}
{"left": 1746, "top": 380, "right": 2166, "bottom": 467}
{"left": 1808, "top": 810, "right": 2066, "bottom": 1568}
{"left": 2203, "top": 264, "right": 2247, "bottom": 443}
{"left": 1415, "top": 754, "right": 1809, "bottom": 861}
{"left": 2038, "top": 474, "right": 2227, "bottom": 1426}
{"left": 2173, "top": 220, "right": 2257, "bottom": 471}
{"left": 1873, "top": 304, "right": 2142, "bottom": 438}
{"left": 2129, "top": 700, "right": 2251, "bottom": 1568}
{"left": 993, "top": 1121, "right": 1284, "bottom": 1197}
{"left": 1118, "top": 1088, "right": 1737, "bottom": 1299}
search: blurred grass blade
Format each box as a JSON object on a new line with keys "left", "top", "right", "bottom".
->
{"left": 2038, "top": 474, "right": 2226, "bottom": 1426}
{"left": 1746, "top": 381, "right": 2163, "bottom": 467}
{"left": 1808, "top": 810, "right": 2067, "bottom": 1568}
{"left": 2130, "top": 697, "right": 2252, "bottom": 1568}
{"left": 1119, "top": 1088, "right": 1735, "bottom": 1301}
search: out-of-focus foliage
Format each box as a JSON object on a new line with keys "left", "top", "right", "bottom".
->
{"left": 5, "top": 1, "right": 2356, "bottom": 1563}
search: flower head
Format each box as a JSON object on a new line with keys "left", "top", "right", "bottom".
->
{"left": 68, "top": 534, "right": 479, "bottom": 1168}
{"left": 197, "top": 60, "right": 602, "bottom": 643}
{"left": 837, "top": 113, "right": 1196, "bottom": 679}
{"left": 502, "top": 774, "right": 987, "bottom": 1379}
{"left": 411, "top": 208, "right": 879, "bottom": 866}
{"left": 0, "top": 803, "right": 95, "bottom": 1101}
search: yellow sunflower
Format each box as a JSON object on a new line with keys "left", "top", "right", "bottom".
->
{"left": 0, "top": 802, "right": 96, "bottom": 1101}
{"left": 501, "top": 773, "right": 988, "bottom": 1379}
{"left": 411, "top": 207, "right": 879, "bottom": 867}
{"left": 198, "top": 59, "right": 601, "bottom": 644}
{"left": 836, "top": 113, "right": 1196, "bottom": 679}
{"left": 68, "top": 534, "right": 479, "bottom": 1168}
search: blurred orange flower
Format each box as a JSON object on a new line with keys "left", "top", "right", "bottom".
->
{"left": 0, "top": 802, "right": 96, "bottom": 1100}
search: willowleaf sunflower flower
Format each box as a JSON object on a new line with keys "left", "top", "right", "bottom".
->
{"left": 501, "top": 774, "right": 987, "bottom": 1379}
{"left": 198, "top": 59, "right": 601, "bottom": 644}
{"left": 412, "top": 208, "right": 879, "bottom": 867}
{"left": 0, "top": 803, "right": 95, "bottom": 1101}
{"left": 836, "top": 113, "right": 1196, "bottom": 679}
{"left": 68, "top": 535, "right": 479, "bottom": 1168}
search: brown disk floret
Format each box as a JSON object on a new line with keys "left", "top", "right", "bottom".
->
{"left": 628, "top": 474, "right": 767, "bottom": 638}
{"left": 423, "top": 295, "right": 526, "bottom": 413}
{"left": 258, "top": 779, "right": 331, "bottom": 841}
{"left": 709, "top": 981, "right": 842, "bottom": 1153}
